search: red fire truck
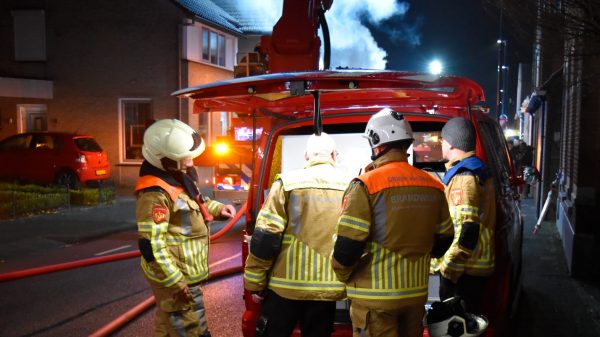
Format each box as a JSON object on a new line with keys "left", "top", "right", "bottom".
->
{"left": 174, "top": 1, "right": 524, "bottom": 336}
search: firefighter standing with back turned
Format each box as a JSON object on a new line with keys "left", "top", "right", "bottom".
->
{"left": 332, "top": 108, "right": 454, "bottom": 337}
{"left": 135, "top": 119, "right": 236, "bottom": 337}
{"left": 432, "top": 117, "right": 496, "bottom": 314}
{"left": 244, "top": 133, "right": 353, "bottom": 337}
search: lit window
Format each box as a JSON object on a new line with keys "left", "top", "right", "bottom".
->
{"left": 120, "top": 99, "right": 153, "bottom": 161}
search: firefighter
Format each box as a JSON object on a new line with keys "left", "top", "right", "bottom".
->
{"left": 432, "top": 117, "right": 496, "bottom": 314}
{"left": 332, "top": 108, "right": 454, "bottom": 337}
{"left": 244, "top": 132, "right": 352, "bottom": 337}
{"left": 135, "top": 119, "right": 236, "bottom": 337}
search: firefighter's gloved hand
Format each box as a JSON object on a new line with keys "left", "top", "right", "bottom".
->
{"left": 173, "top": 285, "right": 193, "bottom": 303}
{"left": 251, "top": 291, "right": 264, "bottom": 304}
{"left": 220, "top": 204, "right": 236, "bottom": 218}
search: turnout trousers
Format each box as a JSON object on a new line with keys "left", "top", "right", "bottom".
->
{"left": 439, "top": 274, "right": 488, "bottom": 314}
{"left": 349, "top": 301, "right": 424, "bottom": 337}
{"left": 256, "top": 289, "right": 336, "bottom": 337}
{"left": 147, "top": 279, "right": 210, "bottom": 337}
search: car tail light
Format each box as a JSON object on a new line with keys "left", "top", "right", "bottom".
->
{"left": 76, "top": 154, "right": 87, "bottom": 164}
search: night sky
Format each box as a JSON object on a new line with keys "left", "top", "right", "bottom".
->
{"left": 365, "top": 0, "right": 527, "bottom": 116}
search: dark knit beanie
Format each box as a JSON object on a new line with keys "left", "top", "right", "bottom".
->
{"left": 441, "top": 117, "right": 476, "bottom": 152}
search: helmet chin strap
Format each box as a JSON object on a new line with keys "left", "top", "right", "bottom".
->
{"left": 370, "top": 145, "right": 393, "bottom": 161}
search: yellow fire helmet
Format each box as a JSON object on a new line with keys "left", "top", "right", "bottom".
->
{"left": 142, "top": 119, "right": 205, "bottom": 171}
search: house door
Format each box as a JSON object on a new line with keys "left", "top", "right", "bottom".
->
{"left": 17, "top": 104, "right": 47, "bottom": 132}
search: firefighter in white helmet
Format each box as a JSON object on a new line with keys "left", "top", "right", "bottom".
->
{"left": 135, "top": 119, "right": 236, "bottom": 337}
{"left": 425, "top": 297, "right": 488, "bottom": 337}
{"left": 244, "top": 132, "right": 353, "bottom": 337}
{"left": 332, "top": 108, "right": 454, "bottom": 337}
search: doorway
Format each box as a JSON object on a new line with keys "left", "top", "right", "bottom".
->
{"left": 17, "top": 104, "right": 47, "bottom": 132}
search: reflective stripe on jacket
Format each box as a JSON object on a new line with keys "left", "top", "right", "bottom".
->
{"left": 433, "top": 152, "right": 496, "bottom": 282}
{"left": 244, "top": 160, "right": 352, "bottom": 301}
{"left": 332, "top": 151, "right": 453, "bottom": 309}
{"left": 135, "top": 175, "right": 224, "bottom": 288}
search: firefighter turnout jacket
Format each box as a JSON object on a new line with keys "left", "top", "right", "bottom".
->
{"left": 332, "top": 151, "right": 453, "bottom": 310}
{"left": 244, "top": 159, "right": 353, "bottom": 301}
{"left": 135, "top": 174, "right": 225, "bottom": 306}
{"left": 431, "top": 151, "right": 496, "bottom": 283}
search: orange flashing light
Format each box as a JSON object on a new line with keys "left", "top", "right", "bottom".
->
{"left": 214, "top": 142, "right": 230, "bottom": 155}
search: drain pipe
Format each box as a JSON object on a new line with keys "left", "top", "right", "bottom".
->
{"left": 88, "top": 264, "right": 243, "bottom": 337}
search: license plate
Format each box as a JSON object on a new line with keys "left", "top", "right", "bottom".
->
{"left": 96, "top": 169, "right": 106, "bottom": 175}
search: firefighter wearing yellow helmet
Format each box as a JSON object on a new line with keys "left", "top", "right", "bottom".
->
{"left": 135, "top": 119, "right": 236, "bottom": 337}
{"left": 332, "top": 108, "right": 454, "bottom": 337}
{"left": 244, "top": 132, "right": 353, "bottom": 337}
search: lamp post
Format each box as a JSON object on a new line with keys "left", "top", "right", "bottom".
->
{"left": 496, "top": 39, "right": 508, "bottom": 122}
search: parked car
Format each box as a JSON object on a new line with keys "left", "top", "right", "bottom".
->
{"left": 175, "top": 70, "right": 524, "bottom": 337}
{"left": 0, "top": 132, "right": 111, "bottom": 188}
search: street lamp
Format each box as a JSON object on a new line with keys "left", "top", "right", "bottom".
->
{"left": 496, "top": 39, "right": 508, "bottom": 120}
{"left": 428, "top": 60, "right": 443, "bottom": 75}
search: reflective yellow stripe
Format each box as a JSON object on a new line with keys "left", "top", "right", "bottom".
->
{"left": 207, "top": 200, "right": 221, "bottom": 214}
{"left": 436, "top": 217, "right": 453, "bottom": 234}
{"left": 150, "top": 222, "right": 181, "bottom": 279}
{"left": 181, "top": 238, "right": 209, "bottom": 283}
{"left": 284, "top": 180, "right": 349, "bottom": 190}
{"left": 257, "top": 209, "right": 287, "bottom": 230}
{"left": 338, "top": 215, "right": 370, "bottom": 233}
{"left": 346, "top": 286, "right": 428, "bottom": 300}
{"left": 141, "top": 260, "right": 183, "bottom": 287}
{"left": 275, "top": 235, "right": 341, "bottom": 290}
{"left": 137, "top": 221, "right": 154, "bottom": 232}
{"left": 244, "top": 270, "right": 267, "bottom": 283}
{"left": 269, "top": 277, "right": 345, "bottom": 291}
{"left": 369, "top": 243, "right": 430, "bottom": 290}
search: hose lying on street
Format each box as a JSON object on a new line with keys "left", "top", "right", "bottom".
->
{"left": 0, "top": 250, "right": 141, "bottom": 282}
{"left": 0, "top": 203, "right": 246, "bottom": 282}
{"left": 88, "top": 264, "right": 243, "bottom": 337}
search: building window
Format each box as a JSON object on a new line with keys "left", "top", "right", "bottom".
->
{"left": 12, "top": 10, "right": 46, "bottom": 61}
{"left": 120, "top": 99, "right": 153, "bottom": 162}
{"left": 183, "top": 24, "right": 235, "bottom": 69}
{"left": 202, "top": 27, "right": 226, "bottom": 66}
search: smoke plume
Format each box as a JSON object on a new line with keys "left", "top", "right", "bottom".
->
{"left": 236, "top": 0, "right": 417, "bottom": 69}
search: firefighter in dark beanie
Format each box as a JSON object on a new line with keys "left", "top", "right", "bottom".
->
{"left": 432, "top": 117, "right": 496, "bottom": 314}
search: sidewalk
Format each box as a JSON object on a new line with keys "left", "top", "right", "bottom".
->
{"left": 515, "top": 198, "right": 600, "bottom": 337}
{"left": 0, "top": 196, "right": 137, "bottom": 261}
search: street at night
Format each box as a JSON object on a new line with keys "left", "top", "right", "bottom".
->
{"left": 1, "top": 0, "right": 600, "bottom": 336}
{"left": 1, "top": 195, "right": 599, "bottom": 336}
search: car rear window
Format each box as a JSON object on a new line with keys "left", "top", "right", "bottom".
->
{"left": 74, "top": 137, "right": 103, "bottom": 152}
{"left": 0, "top": 135, "right": 33, "bottom": 150}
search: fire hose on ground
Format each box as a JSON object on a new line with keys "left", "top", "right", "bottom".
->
{"left": 0, "top": 201, "right": 247, "bottom": 283}
{"left": 88, "top": 264, "right": 243, "bottom": 337}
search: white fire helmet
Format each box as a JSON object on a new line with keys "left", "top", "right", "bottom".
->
{"left": 142, "top": 119, "right": 205, "bottom": 171}
{"left": 364, "top": 108, "right": 413, "bottom": 149}
{"left": 305, "top": 132, "right": 336, "bottom": 159}
{"left": 425, "top": 297, "right": 489, "bottom": 337}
